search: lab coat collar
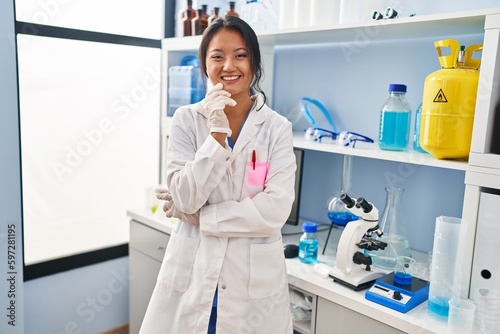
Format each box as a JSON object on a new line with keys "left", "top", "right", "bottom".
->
{"left": 230, "top": 94, "right": 268, "bottom": 156}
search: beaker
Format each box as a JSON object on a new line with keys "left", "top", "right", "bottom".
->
{"left": 367, "top": 187, "right": 412, "bottom": 270}
{"left": 394, "top": 256, "right": 415, "bottom": 285}
{"left": 428, "top": 216, "right": 468, "bottom": 318}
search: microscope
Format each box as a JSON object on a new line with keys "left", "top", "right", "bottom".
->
{"left": 329, "top": 193, "right": 387, "bottom": 291}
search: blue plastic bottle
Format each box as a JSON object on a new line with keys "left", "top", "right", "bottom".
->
{"left": 299, "top": 222, "right": 318, "bottom": 264}
{"left": 379, "top": 84, "right": 412, "bottom": 151}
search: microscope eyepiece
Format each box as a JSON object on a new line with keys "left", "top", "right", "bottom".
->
{"left": 340, "top": 193, "right": 355, "bottom": 208}
{"left": 356, "top": 197, "right": 373, "bottom": 213}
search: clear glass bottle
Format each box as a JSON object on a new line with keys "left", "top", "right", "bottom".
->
{"left": 379, "top": 83, "right": 412, "bottom": 151}
{"left": 224, "top": 1, "right": 239, "bottom": 18}
{"left": 367, "top": 188, "right": 412, "bottom": 271}
{"left": 208, "top": 7, "right": 220, "bottom": 25}
{"left": 299, "top": 222, "right": 318, "bottom": 264}
{"left": 413, "top": 102, "right": 428, "bottom": 153}
{"left": 327, "top": 155, "right": 358, "bottom": 227}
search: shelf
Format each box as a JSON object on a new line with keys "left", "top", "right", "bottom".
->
{"left": 293, "top": 132, "right": 469, "bottom": 171}
{"left": 161, "top": 8, "right": 499, "bottom": 52}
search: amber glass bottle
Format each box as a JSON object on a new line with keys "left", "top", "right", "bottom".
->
{"left": 208, "top": 7, "right": 220, "bottom": 24}
{"left": 224, "top": 1, "right": 239, "bottom": 18}
{"left": 192, "top": 8, "right": 208, "bottom": 35}
{"left": 182, "top": 9, "right": 194, "bottom": 36}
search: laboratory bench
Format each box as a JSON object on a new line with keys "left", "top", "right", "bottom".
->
{"left": 127, "top": 208, "right": 460, "bottom": 334}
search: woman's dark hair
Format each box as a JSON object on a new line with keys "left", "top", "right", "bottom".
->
{"left": 198, "top": 16, "right": 266, "bottom": 108}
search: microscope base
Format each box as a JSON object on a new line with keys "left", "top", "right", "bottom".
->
{"left": 329, "top": 266, "right": 385, "bottom": 291}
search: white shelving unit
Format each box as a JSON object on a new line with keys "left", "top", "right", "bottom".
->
{"left": 159, "top": 6, "right": 500, "bottom": 303}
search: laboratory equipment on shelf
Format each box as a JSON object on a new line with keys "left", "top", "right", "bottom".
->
{"left": 378, "top": 83, "right": 412, "bottom": 151}
{"left": 413, "top": 103, "right": 428, "bottom": 153}
{"left": 241, "top": 0, "right": 278, "bottom": 32}
{"left": 420, "top": 39, "right": 483, "bottom": 159}
{"left": 329, "top": 193, "right": 387, "bottom": 291}
{"left": 323, "top": 155, "right": 358, "bottom": 255}
{"left": 365, "top": 255, "right": 430, "bottom": 313}
{"left": 428, "top": 216, "right": 467, "bottom": 318}
{"left": 365, "top": 187, "right": 412, "bottom": 271}
{"left": 299, "top": 222, "right": 319, "bottom": 264}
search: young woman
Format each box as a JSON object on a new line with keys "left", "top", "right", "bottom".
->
{"left": 140, "top": 16, "right": 296, "bottom": 334}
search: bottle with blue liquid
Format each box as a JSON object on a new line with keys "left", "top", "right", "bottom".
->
{"left": 299, "top": 222, "right": 318, "bottom": 264}
{"left": 379, "top": 84, "right": 412, "bottom": 151}
{"left": 413, "top": 103, "right": 428, "bottom": 153}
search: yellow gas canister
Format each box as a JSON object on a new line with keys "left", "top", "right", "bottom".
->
{"left": 420, "top": 39, "right": 482, "bottom": 159}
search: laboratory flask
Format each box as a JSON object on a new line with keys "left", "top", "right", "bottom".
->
{"left": 367, "top": 187, "right": 412, "bottom": 270}
{"left": 327, "top": 155, "right": 358, "bottom": 227}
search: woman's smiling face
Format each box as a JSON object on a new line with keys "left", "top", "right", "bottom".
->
{"left": 205, "top": 28, "right": 253, "bottom": 100}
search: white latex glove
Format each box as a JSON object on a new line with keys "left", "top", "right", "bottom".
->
{"left": 199, "top": 82, "right": 236, "bottom": 136}
{"left": 155, "top": 188, "right": 200, "bottom": 226}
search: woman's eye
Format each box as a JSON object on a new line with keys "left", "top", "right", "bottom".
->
{"left": 210, "top": 55, "right": 223, "bottom": 60}
{"left": 236, "top": 54, "right": 248, "bottom": 59}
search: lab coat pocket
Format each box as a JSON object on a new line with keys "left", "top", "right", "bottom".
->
{"left": 157, "top": 230, "right": 199, "bottom": 292}
{"left": 248, "top": 239, "right": 286, "bottom": 299}
{"left": 246, "top": 161, "right": 268, "bottom": 186}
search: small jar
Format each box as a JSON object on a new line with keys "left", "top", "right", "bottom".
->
{"left": 378, "top": 83, "right": 412, "bottom": 151}
{"left": 299, "top": 222, "right": 318, "bottom": 264}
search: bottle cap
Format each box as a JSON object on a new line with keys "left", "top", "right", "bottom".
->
{"left": 388, "top": 84, "right": 407, "bottom": 93}
{"left": 302, "top": 222, "right": 317, "bottom": 233}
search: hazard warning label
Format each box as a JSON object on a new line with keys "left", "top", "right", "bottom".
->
{"left": 433, "top": 89, "right": 448, "bottom": 102}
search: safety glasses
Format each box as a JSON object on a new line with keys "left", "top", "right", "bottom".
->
{"left": 337, "top": 131, "right": 374, "bottom": 148}
{"left": 304, "top": 127, "right": 338, "bottom": 143}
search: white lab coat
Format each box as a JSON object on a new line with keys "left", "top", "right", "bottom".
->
{"left": 140, "top": 94, "right": 296, "bottom": 334}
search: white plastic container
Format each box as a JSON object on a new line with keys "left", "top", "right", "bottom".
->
{"left": 279, "top": 0, "right": 295, "bottom": 29}
{"left": 310, "top": 0, "right": 338, "bottom": 27}
{"left": 293, "top": 0, "right": 310, "bottom": 28}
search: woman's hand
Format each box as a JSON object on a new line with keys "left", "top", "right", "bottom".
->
{"left": 155, "top": 188, "right": 200, "bottom": 226}
{"left": 199, "top": 83, "right": 236, "bottom": 136}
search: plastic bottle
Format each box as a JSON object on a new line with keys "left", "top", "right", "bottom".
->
{"left": 224, "top": 1, "right": 239, "bottom": 18}
{"left": 378, "top": 83, "right": 412, "bottom": 151}
{"left": 299, "top": 222, "right": 319, "bottom": 264}
{"left": 413, "top": 103, "right": 428, "bottom": 153}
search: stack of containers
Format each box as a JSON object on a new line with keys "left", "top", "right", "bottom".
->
{"left": 167, "top": 63, "right": 205, "bottom": 116}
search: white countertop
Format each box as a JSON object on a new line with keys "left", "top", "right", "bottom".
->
{"left": 127, "top": 209, "right": 456, "bottom": 334}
